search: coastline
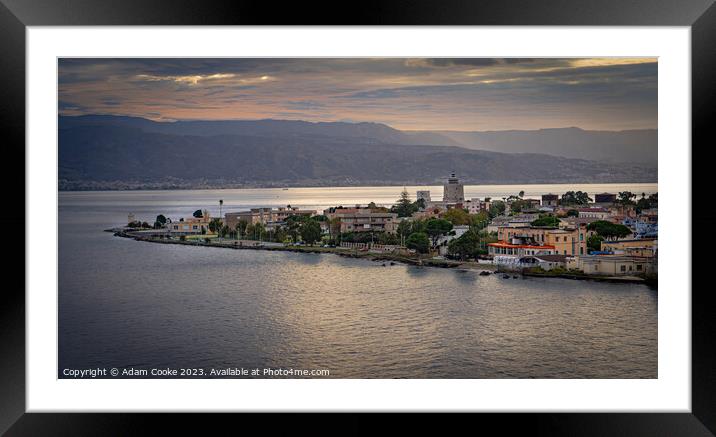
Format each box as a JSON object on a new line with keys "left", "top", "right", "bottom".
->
{"left": 108, "top": 229, "right": 654, "bottom": 286}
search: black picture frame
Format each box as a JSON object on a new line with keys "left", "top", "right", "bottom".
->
{"left": 1, "top": 0, "right": 713, "bottom": 434}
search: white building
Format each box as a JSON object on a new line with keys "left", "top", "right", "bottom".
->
{"left": 466, "top": 198, "right": 491, "bottom": 214}
{"left": 437, "top": 225, "right": 470, "bottom": 255}
{"left": 494, "top": 254, "right": 567, "bottom": 271}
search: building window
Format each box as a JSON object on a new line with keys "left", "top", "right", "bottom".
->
{"left": 637, "top": 265, "right": 643, "bottom": 271}
{"left": 580, "top": 247, "right": 583, "bottom": 255}
{"left": 620, "top": 265, "right": 626, "bottom": 272}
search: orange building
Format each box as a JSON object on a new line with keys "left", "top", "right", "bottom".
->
{"left": 495, "top": 225, "right": 588, "bottom": 256}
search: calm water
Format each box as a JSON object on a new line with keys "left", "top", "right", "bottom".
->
{"left": 59, "top": 184, "right": 657, "bottom": 378}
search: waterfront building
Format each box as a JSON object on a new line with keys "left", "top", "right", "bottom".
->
{"left": 542, "top": 193, "right": 559, "bottom": 207}
{"left": 601, "top": 238, "right": 657, "bottom": 258}
{"left": 167, "top": 210, "right": 211, "bottom": 234}
{"left": 443, "top": 173, "right": 465, "bottom": 203}
{"left": 437, "top": 225, "right": 470, "bottom": 255}
{"left": 567, "top": 254, "right": 655, "bottom": 276}
{"left": 324, "top": 206, "right": 398, "bottom": 234}
{"left": 494, "top": 254, "right": 567, "bottom": 271}
{"left": 224, "top": 205, "right": 316, "bottom": 229}
{"left": 488, "top": 241, "right": 557, "bottom": 257}
{"left": 495, "top": 224, "right": 588, "bottom": 256}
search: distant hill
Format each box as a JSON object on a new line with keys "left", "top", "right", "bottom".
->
{"left": 58, "top": 115, "right": 656, "bottom": 190}
{"left": 426, "top": 127, "right": 657, "bottom": 166}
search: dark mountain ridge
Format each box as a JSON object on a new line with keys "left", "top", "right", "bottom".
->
{"left": 58, "top": 115, "right": 656, "bottom": 190}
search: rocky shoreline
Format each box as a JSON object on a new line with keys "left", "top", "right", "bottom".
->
{"left": 108, "top": 229, "right": 655, "bottom": 287}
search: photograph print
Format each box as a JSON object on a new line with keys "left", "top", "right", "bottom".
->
{"left": 58, "top": 57, "right": 658, "bottom": 379}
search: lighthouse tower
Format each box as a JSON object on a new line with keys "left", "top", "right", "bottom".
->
{"left": 443, "top": 172, "right": 465, "bottom": 203}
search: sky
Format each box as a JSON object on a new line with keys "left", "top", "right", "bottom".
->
{"left": 58, "top": 58, "right": 657, "bottom": 131}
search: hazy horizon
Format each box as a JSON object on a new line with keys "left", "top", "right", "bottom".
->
{"left": 60, "top": 113, "right": 657, "bottom": 134}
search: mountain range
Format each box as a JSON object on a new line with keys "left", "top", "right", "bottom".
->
{"left": 58, "top": 115, "right": 657, "bottom": 190}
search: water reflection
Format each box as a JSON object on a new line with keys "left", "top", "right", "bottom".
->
{"left": 58, "top": 187, "right": 657, "bottom": 378}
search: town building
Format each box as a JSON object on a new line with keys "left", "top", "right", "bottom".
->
{"left": 594, "top": 193, "right": 617, "bottom": 204}
{"left": 443, "top": 173, "right": 465, "bottom": 203}
{"left": 488, "top": 240, "right": 557, "bottom": 257}
{"left": 495, "top": 224, "right": 588, "bottom": 256}
{"left": 167, "top": 210, "right": 211, "bottom": 234}
{"left": 541, "top": 193, "right": 559, "bottom": 207}
{"left": 577, "top": 207, "right": 611, "bottom": 219}
{"left": 486, "top": 214, "right": 539, "bottom": 233}
{"left": 466, "top": 198, "right": 491, "bottom": 214}
{"left": 324, "top": 206, "right": 398, "bottom": 234}
{"left": 224, "top": 205, "right": 316, "bottom": 229}
{"left": 567, "top": 255, "right": 655, "bottom": 276}
{"left": 494, "top": 254, "right": 567, "bottom": 271}
{"left": 437, "top": 225, "right": 470, "bottom": 255}
{"left": 601, "top": 238, "right": 657, "bottom": 258}
{"left": 411, "top": 206, "right": 444, "bottom": 220}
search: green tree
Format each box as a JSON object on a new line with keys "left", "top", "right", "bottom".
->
{"left": 561, "top": 191, "right": 592, "bottom": 206}
{"left": 442, "top": 208, "right": 470, "bottom": 225}
{"left": 488, "top": 200, "right": 506, "bottom": 218}
{"left": 253, "top": 223, "right": 266, "bottom": 241}
{"left": 469, "top": 211, "right": 490, "bottom": 231}
{"left": 566, "top": 209, "right": 579, "bottom": 217}
{"left": 616, "top": 191, "right": 637, "bottom": 206}
{"left": 447, "top": 230, "right": 481, "bottom": 260}
{"left": 300, "top": 220, "right": 322, "bottom": 246}
{"left": 531, "top": 215, "right": 561, "bottom": 227}
{"left": 587, "top": 220, "right": 631, "bottom": 241}
{"left": 377, "top": 232, "right": 400, "bottom": 245}
{"left": 636, "top": 192, "right": 658, "bottom": 212}
{"left": 396, "top": 219, "right": 413, "bottom": 243}
{"left": 587, "top": 234, "right": 605, "bottom": 253}
{"left": 208, "top": 218, "right": 222, "bottom": 234}
{"left": 235, "top": 219, "right": 249, "bottom": 239}
{"left": 425, "top": 218, "right": 453, "bottom": 246}
{"left": 155, "top": 214, "right": 167, "bottom": 225}
{"left": 193, "top": 209, "right": 203, "bottom": 218}
{"left": 285, "top": 216, "right": 303, "bottom": 242}
{"left": 327, "top": 217, "right": 342, "bottom": 240}
{"left": 393, "top": 188, "right": 416, "bottom": 217}
{"left": 406, "top": 232, "right": 430, "bottom": 253}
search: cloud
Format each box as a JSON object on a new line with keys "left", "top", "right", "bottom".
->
{"left": 57, "top": 58, "right": 657, "bottom": 131}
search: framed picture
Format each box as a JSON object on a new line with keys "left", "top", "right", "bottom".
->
{"left": 3, "top": 0, "right": 714, "bottom": 434}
